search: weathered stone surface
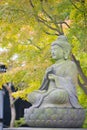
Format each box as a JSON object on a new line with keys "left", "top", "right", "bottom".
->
{"left": 25, "top": 107, "right": 85, "bottom": 128}
{"left": 24, "top": 35, "right": 86, "bottom": 128}
{"left": 3, "top": 128, "right": 87, "bottom": 130}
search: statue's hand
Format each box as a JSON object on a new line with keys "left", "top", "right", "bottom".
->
{"left": 48, "top": 74, "right": 56, "bottom": 80}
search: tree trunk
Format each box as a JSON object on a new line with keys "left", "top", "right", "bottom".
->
{"left": 3, "top": 83, "right": 16, "bottom": 127}
{"left": 72, "top": 54, "right": 87, "bottom": 94}
{"left": 9, "top": 92, "right": 16, "bottom": 128}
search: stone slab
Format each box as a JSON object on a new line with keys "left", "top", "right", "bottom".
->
{"left": 3, "top": 128, "right": 87, "bottom": 130}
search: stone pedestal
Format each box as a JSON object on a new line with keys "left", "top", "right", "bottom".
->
{"left": 3, "top": 128, "right": 87, "bottom": 130}
{"left": 24, "top": 107, "right": 85, "bottom": 128}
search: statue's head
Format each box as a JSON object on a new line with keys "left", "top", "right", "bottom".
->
{"left": 51, "top": 35, "right": 71, "bottom": 60}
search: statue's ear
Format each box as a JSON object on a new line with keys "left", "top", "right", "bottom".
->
{"left": 63, "top": 50, "right": 70, "bottom": 60}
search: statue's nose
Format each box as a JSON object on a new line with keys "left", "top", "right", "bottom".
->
{"left": 51, "top": 51, "right": 55, "bottom": 55}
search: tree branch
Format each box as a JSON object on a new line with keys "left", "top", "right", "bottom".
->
{"left": 72, "top": 54, "right": 87, "bottom": 95}
{"left": 60, "top": 23, "right": 64, "bottom": 35}
{"left": 72, "top": 54, "right": 87, "bottom": 84}
{"left": 37, "top": 16, "right": 61, "bottom": 33}
{"left": 63, "top": 21, "right": 70, "bottom": 28}
{"left": 29, "top": 0, "right": 34, "bottom": 8}
{"left": 41, "top": 3, "right": 63, "bottom": 34}
{"left": 81, "top": 2, "right": 87, "bottom": 27}
{"left": 29, "top": 0, "right": 63, "bottom": 35}
{"left": 43, "top": 30, "right": 59, "bottom": 36}
{"left": 41, "top": 4, "right": 53, "bottom": 21}
{"left": 78, "top": 78, "right": 87, "bottom": 94}
{"left": 69, "top": 0, "right": 83, "bottom": 12}
{"left": 28, "top": 39, "right": 42, "bottom": 50}
{"left": 70, "top": 0, "right": 87, "bottom": 27}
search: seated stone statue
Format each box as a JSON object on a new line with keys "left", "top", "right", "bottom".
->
{"left": 28, "top": 35, "right": 81, "bottom": 109}
{"left": 24, "top": 35, "right": 85, "bottom": 128}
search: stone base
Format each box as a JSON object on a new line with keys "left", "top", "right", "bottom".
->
{"left": 24, "top": 107, "right": 85, "bottom": 128}
{"left": 3, "top": 128, "right": 87, "bottom": 130}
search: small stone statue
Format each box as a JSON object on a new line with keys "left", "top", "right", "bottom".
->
{"left": 24, "top": 35, "right": 85, "bottom": 128}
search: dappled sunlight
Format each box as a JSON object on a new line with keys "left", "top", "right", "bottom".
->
{"left": 0, "top": 0, "right": 87, "bottom": 127}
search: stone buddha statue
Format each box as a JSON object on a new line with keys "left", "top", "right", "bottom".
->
{"left": 24, "top": 35, "right": 85, "bottom": 128}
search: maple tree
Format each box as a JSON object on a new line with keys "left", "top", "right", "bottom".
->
{"left": 0, "top": 0, "right": 87, "bottom": 127}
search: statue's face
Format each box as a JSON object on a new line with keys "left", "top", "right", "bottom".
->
{"left": 51, "top": 45, "right": 64, "bottom": 60}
